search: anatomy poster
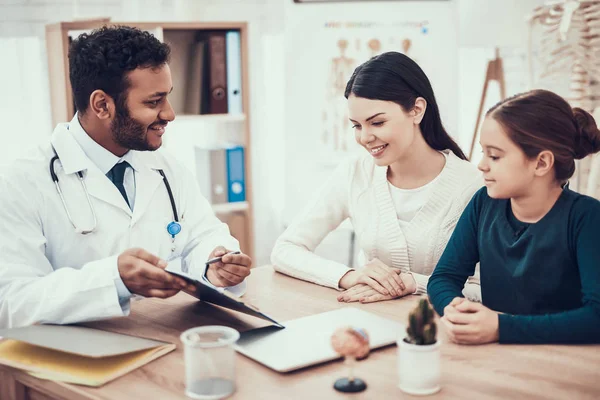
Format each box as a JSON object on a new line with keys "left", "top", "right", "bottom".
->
{"left": 320, "top": 20, "right": 432, "bottom": 153}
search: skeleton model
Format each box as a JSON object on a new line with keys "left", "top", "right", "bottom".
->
{"left": 528, "top": 0, "right": 600, "bottom": 197}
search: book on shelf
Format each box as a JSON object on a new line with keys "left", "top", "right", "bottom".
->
{"left": 206, "top": 31, "right": 228, "bottom": 114}
{"left": 166, "top": 30, "right": 196, "bottom": 114}
{"left": 195, "top": 144, "right": 246, "bottom": 204}
{"left": 226, "top": 30, "right": 243, "bottom": 114}
{"left": 185, "top": 39, "right": 207, "bottom": 115}
{"left": 180, "top": 29, "right": 241, "bottom": 115}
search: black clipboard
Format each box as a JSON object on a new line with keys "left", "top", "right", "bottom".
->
{"left": 166, "top": 268, "right": 284, "bottom": 328}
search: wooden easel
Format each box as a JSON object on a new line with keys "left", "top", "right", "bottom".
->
{"left": 468, "top": 48, "right": 506, "bottom": 160}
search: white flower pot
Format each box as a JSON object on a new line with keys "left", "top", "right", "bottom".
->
{"left": 397, "top": 337, "right": 441, "bottom": 396}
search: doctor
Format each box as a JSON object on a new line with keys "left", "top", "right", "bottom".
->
{"left": 0, "top": 25, "right": 252, "bottom": 329}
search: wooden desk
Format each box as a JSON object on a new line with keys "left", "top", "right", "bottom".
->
{"left": 1, "top": 266, "right": 599, "bottom": 400}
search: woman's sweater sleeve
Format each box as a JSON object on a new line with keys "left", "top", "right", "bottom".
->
{"left": 498, "top": 197, "right": 600, "bottom": 344}
{"left": 270, "top": 160, "right": 354, "bottom": 289}
{"left": 415, "top": 176, "right": 483, "bottom": 296}
{"left": 427, "top": 188, "right": 483, "bottom": 316}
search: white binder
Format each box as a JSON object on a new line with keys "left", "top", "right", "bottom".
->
{"left": 226, "top": 31, "right": 243, "bottom": 114}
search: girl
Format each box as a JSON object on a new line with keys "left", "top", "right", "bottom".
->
{"left": 428, "top": 89, "right": 600, "bottom": 344}
{"left": 271, "top": 52, "right": 482, "bottom": 303}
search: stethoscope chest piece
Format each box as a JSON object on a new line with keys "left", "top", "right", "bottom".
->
{"left": 167, "top": 221, "right": 181, "bottom": 238}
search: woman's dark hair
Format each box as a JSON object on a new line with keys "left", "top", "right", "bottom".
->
{"left": 344, "top": 51, "right": 466, "bottom": 160}
{"left": 68, "top": 25, "right": 171, "bottom": 114}
{"left": 486, "top": 89, "right": 600, "bottom": 183}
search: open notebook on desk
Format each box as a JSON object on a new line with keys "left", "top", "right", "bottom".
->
{"left": 0, "top": 325, "right": 175, "bottom": 387}
{"left": 166, "top": 258, "right": 284, "bottom": 328}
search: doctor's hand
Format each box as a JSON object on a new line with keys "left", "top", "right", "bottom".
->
{"left": 440, "top": 298, "right": 500, "bottom": 345}
{"left": 338, "top": 259, "right": 413, "bottom": 297}
{"left": 118, "top": 248, "right": 192, "bottom": 298}
{"left": 206, "top": 246, "right": 252, "bottom": 287}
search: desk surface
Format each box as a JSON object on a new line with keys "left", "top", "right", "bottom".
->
{"left": 1, "top": 266, "right": 600, "bottom": 400}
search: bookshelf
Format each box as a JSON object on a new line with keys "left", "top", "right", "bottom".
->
{"left": 45, "top": 19, "right": 254, "bottom": 259}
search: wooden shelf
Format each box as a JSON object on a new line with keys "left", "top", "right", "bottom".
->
{"left": 212, "top": 201, "right": 249, "bottom": 214}
{"left": 122, "top": 22, "right": 248, "bottom": 31}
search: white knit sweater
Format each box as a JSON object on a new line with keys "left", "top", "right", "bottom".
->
{"left": 271, "top": 151, "right": 483, "bottom": 295}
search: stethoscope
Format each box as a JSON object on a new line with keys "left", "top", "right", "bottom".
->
{"left": 49, "top": 153, "right": 182, "bottom": 249}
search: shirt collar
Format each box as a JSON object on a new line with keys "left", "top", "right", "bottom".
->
{"left": 69, "top": 114, "right": 141, "bottom": 174}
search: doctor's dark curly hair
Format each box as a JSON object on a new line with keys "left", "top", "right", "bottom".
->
{"left": 68, "top": 25, "right": 170, "bottom": 114}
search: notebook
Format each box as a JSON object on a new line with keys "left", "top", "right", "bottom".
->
{"left": 0, "top": 325, "right": 175, "bottom": 387}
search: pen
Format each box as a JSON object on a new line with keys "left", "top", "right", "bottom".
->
{"left": 206, "top": 251, "right": 241, "bottom": 265}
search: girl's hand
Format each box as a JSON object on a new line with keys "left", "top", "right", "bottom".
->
{"left": 441, "top": 299, "right": 500, "bottom": 345}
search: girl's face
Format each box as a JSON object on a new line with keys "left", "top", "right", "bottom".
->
{"left": 347, "top": 94, "right": 422, "bottom": 166}
{"left": 478, "top": 117, "right": 539, "bottom": 199}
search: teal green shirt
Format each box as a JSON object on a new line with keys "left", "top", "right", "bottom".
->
{"left": 428, "top": 187, "right": 600, "bottom": 344}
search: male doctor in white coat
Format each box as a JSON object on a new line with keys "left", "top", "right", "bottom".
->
{"left": 0, "top": 26, "right": 252, "bottom": 328}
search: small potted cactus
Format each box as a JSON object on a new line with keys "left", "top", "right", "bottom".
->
{"left": 397, "top": 298, "right": 441, "bottom": 395}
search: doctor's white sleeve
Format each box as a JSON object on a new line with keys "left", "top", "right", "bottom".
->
{"left": 0, "top": 174, "right": 127, "bottom": 329}
{"left": 177, "top": 166, "right": 246, "bottom": 296}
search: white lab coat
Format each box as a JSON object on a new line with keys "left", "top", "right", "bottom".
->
{"left": 0, "top": 122, "right": 243, "bottom": 328}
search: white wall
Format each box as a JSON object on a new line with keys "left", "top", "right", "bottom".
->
{"left": 457, "top": 0, "right": 546, "bottom": 47}
{"left": 0, "top": 0, "right": 122, "bottom": 37}
{"left": 0, "top": 36, "right": 52, "bottom": 168}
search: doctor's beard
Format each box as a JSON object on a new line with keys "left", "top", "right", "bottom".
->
{"left": 110, "top": 103, "right": 163, "bottom": 152}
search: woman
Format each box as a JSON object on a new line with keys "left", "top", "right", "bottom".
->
{"left": 428, "top": 89, "right": 600, "bottom": 344}
{"left": 271, "top": 52, "right": 482, "bottom": 303}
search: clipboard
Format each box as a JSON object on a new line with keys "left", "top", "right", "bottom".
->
{"left": 166, "top": 266, "right": 284, "bottom": 328}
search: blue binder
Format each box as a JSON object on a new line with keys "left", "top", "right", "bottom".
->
{"left": 226, "top": 146, "right": 245, "bottom": 202}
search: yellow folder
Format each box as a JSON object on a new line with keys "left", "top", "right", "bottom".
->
{"left": 0, "top": 325, "right": 175, "bottom": 387}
